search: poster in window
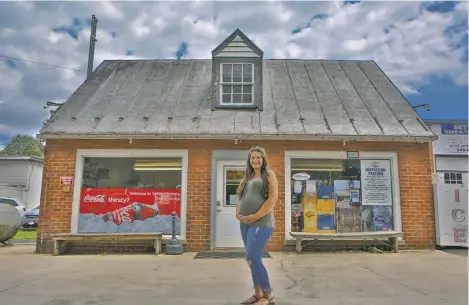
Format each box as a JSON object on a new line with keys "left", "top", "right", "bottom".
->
{"left": 360, "top": 160, "right": 392, "bottom": 206}
{"left": 78, "top": 188, "right": 181, "bottom": 235}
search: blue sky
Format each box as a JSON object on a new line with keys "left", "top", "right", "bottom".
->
{"left": 0, "top": 1, "right": 467, "bottom": 146}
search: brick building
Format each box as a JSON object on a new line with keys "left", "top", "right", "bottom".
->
{"left": 36, "top": 29, "right": 437, "bottom": 254}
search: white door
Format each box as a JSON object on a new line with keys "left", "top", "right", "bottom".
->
{"left": 435, "top": 172, "right": 468, "bottom": 247}
{"left": 215, "top": 160, "right": 246, "bottom": 248}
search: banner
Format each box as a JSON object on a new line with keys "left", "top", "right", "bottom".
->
{"left": 77, "top": 188, "right": 181, "bottom": 235}
{"left": 431, "top": 123, "right": 468, "bottom": 155}
{"left": 360, "top": 160, "right": 392, "bottom": 206}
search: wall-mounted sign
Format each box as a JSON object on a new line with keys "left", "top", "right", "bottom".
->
{"left": 292, "top": 172, "right": 311, "bottom": 181}
{"left": 430, "top": 123, "right": 468, "bottom": 155}
{"left": 60, "top": 176, "right": 74, "bottom": 186}
{"left": 360, "top": 160, "right": 392, "bottom": 206}
{"left": 347, "top": 151, "right": 359, "bottom": 158}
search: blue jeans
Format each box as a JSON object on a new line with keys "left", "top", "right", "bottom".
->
{"left": 240, "top": 225, "right": 273, "bottom": 292}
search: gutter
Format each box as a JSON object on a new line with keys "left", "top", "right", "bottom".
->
{"left": 37, "top": 132, "right": 438, "bottom": 143}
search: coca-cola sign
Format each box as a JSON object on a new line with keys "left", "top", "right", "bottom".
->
{"left": 79, "top": 188, "right": 181, "bottom": 216}
{"left": 84, "top": 194, "right": 106, "bottom": 203}
{"left": 78, "top": 188, "right": 181, "bottom": 235}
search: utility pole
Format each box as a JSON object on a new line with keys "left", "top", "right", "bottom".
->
{"left": 87, "top": 14, "right": 98, "bottom": 79}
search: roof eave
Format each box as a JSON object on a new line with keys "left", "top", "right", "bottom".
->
{"left": 38, "top": 132, "right": 437, "bottom": 143}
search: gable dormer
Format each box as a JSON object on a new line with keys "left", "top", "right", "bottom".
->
{"left": 211, "top": 29, "right": 264, "bottom": 111}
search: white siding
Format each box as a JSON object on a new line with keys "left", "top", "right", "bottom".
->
{"left": 214, "top": 35, "right": 259, "bottom": 58}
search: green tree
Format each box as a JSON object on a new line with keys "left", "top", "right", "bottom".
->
{"left": 0, "top": 134, "right": 44, "bottom": 157}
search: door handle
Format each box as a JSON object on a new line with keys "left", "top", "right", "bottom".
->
{"left": 217, "top": 208, "right": 222, "bottom": 212}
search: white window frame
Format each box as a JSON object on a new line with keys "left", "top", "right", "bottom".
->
{"left": 284, "top": 151, "right": 403, "bottom": 240}
{"left": 219, "top": 63, "right": 255, "bottom": 105}
{"left": 70, "top": 149, "right": 189, "bottom": 240}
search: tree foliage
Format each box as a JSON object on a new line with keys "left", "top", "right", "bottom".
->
{"left": 0, "top": 134, "right": 44, "bottom": 157}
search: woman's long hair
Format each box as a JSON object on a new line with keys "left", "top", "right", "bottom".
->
{"left": 236, "top": 145, "right": 269, "bottom": 199}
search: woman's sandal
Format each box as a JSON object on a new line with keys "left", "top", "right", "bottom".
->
{"left": 240, "top": 295, "right": 261, "bottom": 304}
{"left": 254, "top": 296, "right": 275, "bottom": 304}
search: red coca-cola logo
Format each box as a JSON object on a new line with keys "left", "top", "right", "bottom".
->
{"left": 84, "top": 194, "right": 106, "bottom": 203}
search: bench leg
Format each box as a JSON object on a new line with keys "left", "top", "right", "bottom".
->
{"left": 390, "top": 237, "right": 398, "bottom": 253}
{"left": 53, "top": 240, "right": 60, "bottom": 256}
{"left": 154, "top": 240, "right": 161, "bottom": 255}
{"left": 295, "top": 238, "right": 303, "bottom": 254}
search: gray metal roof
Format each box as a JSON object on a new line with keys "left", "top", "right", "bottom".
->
{"left": 40, "top": 59, "right": 436, "bottom": 142}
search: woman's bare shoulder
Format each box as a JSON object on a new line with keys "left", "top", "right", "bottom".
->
{"left": 266, "top": 169, "right": 277, "bottom": 179}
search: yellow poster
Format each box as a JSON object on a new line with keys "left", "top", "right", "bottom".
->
{"left": 303, "top": 180, "right": 317, "bottom": 233}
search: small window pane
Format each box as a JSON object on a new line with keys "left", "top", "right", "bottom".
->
{"left": 222, "top": 85, "right": 231, "bottom": 94}
{"left": 444, "top": 173, "right": 450, "bottom": 180}
{"left": 222, "top": 64, "right": 232, "bottom": 74}
{"left": 243, "top": 74, "right": 252, "bottom": 82}
{"left": 233, "top": 74, "right": 242, "bottom": 82}
{"left": 450, "top": 173, "right": 456, "bottom": 180}
{"left": 233, "top": 93, "right": 242, "bottom": 103}
{"left": 243, "top": 64, "right": 252, "bottom": 74}
{"left": 233, "top": 64, "right": 242, "bottom": 74}
{"left": 222, "top": 73, "right": 232, "bottom": 82}
{"left": 243, "top": 85, "right": 252, "bottom": 94}
{"left": 222, "top": 93, "right": 231, "bottom": 103}
{"left": 456, "top": 173, "right": 462, "bottom": 180}
{"left": 243, "top": 93, "right": 252, "bottom": 104}
{"left": 233, "top": 85, "right": 242, "bottom": 93}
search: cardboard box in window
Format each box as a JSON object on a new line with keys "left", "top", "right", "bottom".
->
{"left": 316, "top": 199, "right": 335, "bottom": 213}
{"left": 317, "top": 214, "right": 335, "bottom": 232}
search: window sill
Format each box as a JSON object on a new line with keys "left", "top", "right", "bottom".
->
{"left": 212, "top": 104, "right": 260, "bottom": 111}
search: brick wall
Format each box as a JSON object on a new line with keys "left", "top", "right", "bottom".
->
{"left": 36, "top": 139, "right": 436, "bottom": 254}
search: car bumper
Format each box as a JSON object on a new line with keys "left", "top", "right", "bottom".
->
{"left": 21, "top": 217, "right": 38, "bottom": 228}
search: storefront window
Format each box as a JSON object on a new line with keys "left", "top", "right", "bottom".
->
{"left": 290, "top": 158, "right": 393, "bottom": 233}
{"left": 78, "top": 157, "right": 182, "bottom": 235}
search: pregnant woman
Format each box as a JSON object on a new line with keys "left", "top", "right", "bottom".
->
{"left": 236, "top": 145, "right": 278, "bottom": 305}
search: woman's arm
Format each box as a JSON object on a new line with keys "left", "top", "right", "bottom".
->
{"left": 252, "top": 169, "right": 278, "bottom": 220}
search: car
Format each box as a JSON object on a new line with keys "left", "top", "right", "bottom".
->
{"left": 0, "top": 197, "right": 26, "bottom": 218}
{"left": 21, "top": 206, "right": 39, "bottom": 229}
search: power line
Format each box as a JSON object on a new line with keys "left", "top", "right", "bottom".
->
{"left": 0, "top": 54, "right": 85, "bottom": 72}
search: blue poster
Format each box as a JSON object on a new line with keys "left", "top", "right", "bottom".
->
{"left": 441, "top": 124, "right": 468, "bottom": 135}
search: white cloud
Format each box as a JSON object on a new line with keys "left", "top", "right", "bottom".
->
{"left": 0, "top": 1, "right": 466, "bottom": 143}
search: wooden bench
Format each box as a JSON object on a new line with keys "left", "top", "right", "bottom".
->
{"left": 52, "top": 233, "right": 163, "bottom": 256}
{"left": 290, "top": 231, "right": 403, "bottom": 253}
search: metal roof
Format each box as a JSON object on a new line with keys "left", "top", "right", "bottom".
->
{"left": 40, "top": 59, "right": 436, "bottom": 142}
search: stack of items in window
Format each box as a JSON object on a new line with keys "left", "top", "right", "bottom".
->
{"left": 291, "top": 165, "right": 392, "bottom": 233}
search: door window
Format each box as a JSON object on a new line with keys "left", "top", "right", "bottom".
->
{"left": 443, "top": 172, "right": 463, "bottom": 184}
{"left": 224, "top": 167, "right": 245, "bottom": 206}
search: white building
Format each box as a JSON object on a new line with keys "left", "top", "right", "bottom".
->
{"left": 0, "top": 156, "right": 44, "bottom": 210}
{"left": 425, "top": 119, "right": 468, "bottom": 248}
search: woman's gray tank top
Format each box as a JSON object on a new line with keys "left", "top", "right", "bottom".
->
{"left": 238, "top": 177, "right": 274, "bottom": 228}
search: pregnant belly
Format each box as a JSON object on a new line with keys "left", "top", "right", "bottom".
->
{"left": 239, "top": 198, "right": 264, "bottom": 215}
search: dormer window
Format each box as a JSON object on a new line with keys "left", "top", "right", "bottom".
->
{"left": 221, "top": 63, "right": 254, "bottom": 105}
{"left": 211, "top": 29, "right": 264, "bottom": 110}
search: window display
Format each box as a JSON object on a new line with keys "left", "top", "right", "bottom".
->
{"left": 290, "top": 158, "right": 393, "bottom": 233}
{"left": 78, "top": 157, "right": 182, "bottom": 235}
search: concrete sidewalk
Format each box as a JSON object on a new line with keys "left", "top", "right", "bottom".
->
{"left": 0, "top": 245, "right": 467, "bottom": 305}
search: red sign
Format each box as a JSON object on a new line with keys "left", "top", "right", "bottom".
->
{"left": 60, "top": 176, "right": 74, "bottom": 185}
{"left": 79, "top": 188, "right": 181, "bottom": 217}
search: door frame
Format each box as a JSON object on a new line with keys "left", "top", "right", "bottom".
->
{"left": 210, "top": 150, "right": 249, "bottom": 250}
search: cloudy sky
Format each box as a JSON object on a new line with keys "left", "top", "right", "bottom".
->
{"left": 0, "top": 1, "right": 467, "bottom": 146}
